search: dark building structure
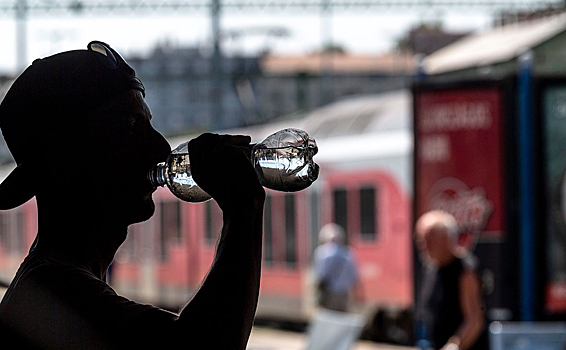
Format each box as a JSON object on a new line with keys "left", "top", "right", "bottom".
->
{"left": 128, "top": 45, "right": 263, "bottom": 135}
{"left": 128, "top": 45, "right": 417, "bottom": 136}
{"left": 0, "top": 45, "right": 418, "bottom": 163}
{"left": 398, "top": 23, "right": 469, "bottom": 56}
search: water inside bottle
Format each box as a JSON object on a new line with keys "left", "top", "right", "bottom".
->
{"left": 166, "top": 153, "right": 211, "bottom": 202}
{"left": 253, "top": 145, "right": 319, "bottom": 192}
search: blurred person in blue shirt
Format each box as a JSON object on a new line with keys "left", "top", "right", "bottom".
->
{"left": 314, "top": 223, "right": 362, "bottom": 312}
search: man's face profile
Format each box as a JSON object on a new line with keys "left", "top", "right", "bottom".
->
{"left": 416, "top": 220, "right": 453, "bottom": 266}
{"left": 68, "top": 89, "right": 171, "bottom": 226}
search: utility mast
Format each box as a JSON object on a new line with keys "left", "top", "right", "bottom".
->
{"left": 16, "top": 0, "right": 27, "bottom": 71}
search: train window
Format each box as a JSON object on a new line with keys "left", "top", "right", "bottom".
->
{"left": 13, "top": 211, "right": 25, "bottom": 253}
{"left": 360, "top": 186, "right": 377, "bottom": 241}
{"left": 285, "top": 194, "right": 297, "bottom": 268}
{"left": 162, "top": 201, "right": 182, "bottom": 244}
{"left": 333, "top": 188, "right": 348, "bottom": 243}
{"left": 160, "top": 201, "right": 182, "bottom": 261}
{"left": 205, "top": 200, "right": 222, "bottom": 246}
{"left": 0, "top": 211, "right": 25, "bottom": 253}
{"left": 123, "top": 224, "right": 139, "bottom": 261}
{"left": 263, "top": 195, "right": 273, "bottom": 266}
{"left": 309, "top": 190, "right": 321, "bottom": 257}
{"left": 205, "top": 201, "right": 213, "bottom": 245}
{"left": 159, "top": 205, "right": 167, "bottom": 261}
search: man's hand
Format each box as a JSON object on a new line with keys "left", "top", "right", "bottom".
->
{"left": 188, "top": 133, "right": 265, "bottom": 214}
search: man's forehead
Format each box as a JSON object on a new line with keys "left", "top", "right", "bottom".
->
{"left": 102, "top": 90, "right": 149, "bottom": 116}
{"left": 128, "top": 90, "right": 152, "bottom": 118}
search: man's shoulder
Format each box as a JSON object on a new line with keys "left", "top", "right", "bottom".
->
{"left": 9, "top": 252, "right": 108, "bottom": 293}
{"left": 0, "top": 252, "right": 175, "bottom": 349}
{"left": 1, "top": 252, "right": 111, "bottom": 309}
{"left": 315, "top": 243, "right": 333, "bottom": 256}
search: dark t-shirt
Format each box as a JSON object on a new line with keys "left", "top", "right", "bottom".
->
{"left": 421, "top": 256, "right": 489, "bottom": 350}
{"left": 0, "top": 249, "right": 179, "bottom": 349}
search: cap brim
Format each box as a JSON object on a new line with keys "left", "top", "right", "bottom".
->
{"left": 0, "top": 163, "right": 35, "bottom": 210}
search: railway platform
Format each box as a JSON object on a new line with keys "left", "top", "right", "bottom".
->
{"left": 1, "top": 286, "right": 415, "bottom": 349}
{"left": 247, "top": 326, "right": 415, "bottom": 350}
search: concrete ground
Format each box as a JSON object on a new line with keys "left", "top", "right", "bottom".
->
{"left": 247, "top": 326, "right": 415, "bottom": 350}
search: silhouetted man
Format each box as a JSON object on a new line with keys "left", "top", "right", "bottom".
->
{"left": 0, "top": 42, "right": 265, "bottom": 349}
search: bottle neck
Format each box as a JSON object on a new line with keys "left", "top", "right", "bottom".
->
{"left": 148, "top": 163, "right": 167, "bottom": 188}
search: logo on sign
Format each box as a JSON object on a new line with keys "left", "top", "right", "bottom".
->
{"left": 425, "top": 178, "right": 493, "bottom": 251}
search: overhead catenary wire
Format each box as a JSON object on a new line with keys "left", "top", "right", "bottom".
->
{"left": 0, "top": 0, "right": 564, "bottom": 16}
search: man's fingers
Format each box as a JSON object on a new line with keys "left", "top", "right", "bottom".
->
{"left": 189, "top": 133, "right": 251, "bottom": 151}
{"left": 230, "top": 135, "right": 251, "bottom": 146}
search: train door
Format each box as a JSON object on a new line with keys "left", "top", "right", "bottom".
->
{"left": 112, "top": 215, "right": 156, "bottom": 302}
{"left": 154, "top": 197, "right": 192, "bottom": 306}
{"left": 255, "top": 190, "right": 310, "bottom": 321}
{"left": 113, "top": 189, "right": 198, "bottom": 309}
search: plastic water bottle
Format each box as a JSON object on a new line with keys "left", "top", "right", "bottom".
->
{"left": 149, "top": 128, "right": 319, "bottom": 202}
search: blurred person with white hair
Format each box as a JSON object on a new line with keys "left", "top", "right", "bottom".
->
{"left": 313, "top": 223, "right": 362, "bottom": 312}
{"left": 415, "top": 211, "right": 488, "bottom": 350}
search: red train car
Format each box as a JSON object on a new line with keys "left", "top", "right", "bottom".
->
{"left": 0, "top": 90, "right": 414, "bottom": 343}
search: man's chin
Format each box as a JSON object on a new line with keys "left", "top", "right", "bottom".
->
{"left": 124, "top": 196, "right": 156, "bottom": 225}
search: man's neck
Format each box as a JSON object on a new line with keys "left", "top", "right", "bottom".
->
{"left": 35, "top": 201, "right": 128, "bottom": 280}
{"left": 437, "top": 252, "right": 457, "bottom": 268}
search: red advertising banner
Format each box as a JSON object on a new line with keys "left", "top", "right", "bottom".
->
{"left": 415, "top": 87, "right": 505, "bottom": 250}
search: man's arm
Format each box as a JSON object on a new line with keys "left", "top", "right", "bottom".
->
{"left": 441, "top": 271, "right": 486, "bottom": 350}
{"left": 175, "top": 133, "right": 265, "bottom": 350}
{"left": 178, "top": 200, "right": 263, "bottom": 349}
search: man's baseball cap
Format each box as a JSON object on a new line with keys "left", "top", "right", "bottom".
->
{"left": 0, "top": 41, "right": 146, "bottom": 210}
